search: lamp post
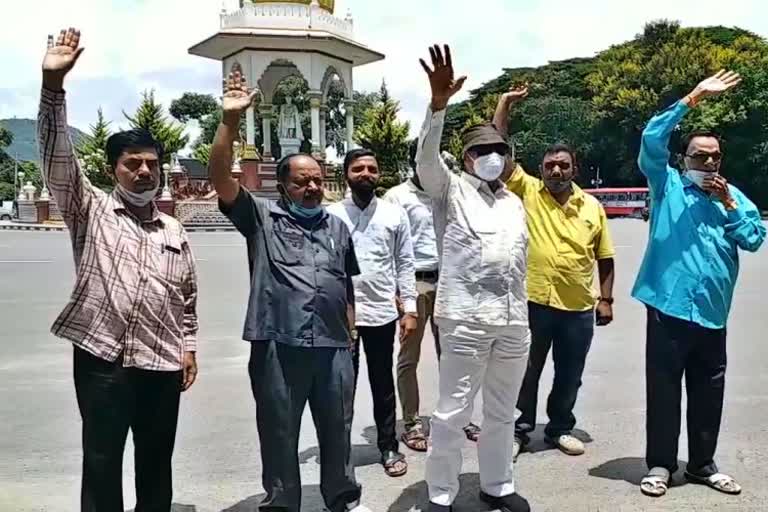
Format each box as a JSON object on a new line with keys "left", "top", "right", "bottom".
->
{"left": 161, "top": 163, "right": 173, "bottom": 200}
{"left": 16, "top": 171, "right": 25, "bottom": 201}
{"left": 591, "top": 166, "right": 603, "bottom": 188}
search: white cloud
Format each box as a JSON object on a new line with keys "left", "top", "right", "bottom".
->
{"left": 1, "top": 0, "right": 766, "bottom": 141}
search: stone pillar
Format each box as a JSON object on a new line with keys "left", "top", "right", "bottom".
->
{"left": 344, "top": 99, "right": 356, "bottom": 152}
{"left": 259, "top": 104, "right": 274, "bottom": 160}
{"left": 35, "top": 199, "right": 50, "bottom": 223}
{"left": 245, "top": 105, "right": 258, "bottom": 159}
{"left": 155, "top": 198, "right": 176, "bottom": 217}
{"left": 309, "top": 92, "right": 322, "bottom": 154}
{"left": 319, "top": 105, "right": 329, "bottom": 156}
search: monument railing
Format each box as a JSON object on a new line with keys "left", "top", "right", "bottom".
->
{"left": 221, "top": 2, "right": 353, "bottom": 39}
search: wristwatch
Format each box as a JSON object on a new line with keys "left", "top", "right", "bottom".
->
{"left": 350, "top": 327, "right": 359, "bottom": 341}
{"left": 598, "top": 297, "right": 614, "bottom": 305}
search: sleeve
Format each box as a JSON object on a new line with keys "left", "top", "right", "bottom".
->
{"left": 219, "top": 186, "right": 263, "bottom": 238}
{"left": 179, "top": 229, "right": 199, "bottom": 352}
{"left": 394, "top": 207, "right": 418, "bottom": 315}
{"left": 638, "top": 101, "right": 689, "bottom": 198}
{"left": 723, "top": 188, "right": 766, "bottom": 253}
{"left": 594, "top": 204, "right": 616, "bottom": 260}
{"left": 505, "top": 164, "right": 540, "bottom": 198}
{"left": 38, "top": 88, "right": 96, "bottom": 233}
{"left": 415, "top": 107, "right": 453, "bottom": 200}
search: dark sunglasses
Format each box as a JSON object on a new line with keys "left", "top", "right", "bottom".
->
{"left": 543, "top": 161, "right": 571, "bottom": 171}
{"left": 686, "top": 152, "right": 722, "bottom": 163}
{"left": 121, "top": 158, "right": 160, "bottom": 172}
{"left": 471, "top": 145, "right": 509, "bottom": 158}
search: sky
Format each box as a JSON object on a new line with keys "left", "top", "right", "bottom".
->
{"left": 1, "top": 0, "right": 766, "bottom": 150}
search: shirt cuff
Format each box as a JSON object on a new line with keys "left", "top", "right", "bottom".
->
{"left": 426, "top": 106, "right": 447, "bottom": 124}
{"left": 183, "top": 335, "right": 197, "bottom": 352}
{"left": 402, "top": 299, "right": 418, "bottom": 315}
{"left": 40, "top": 87, "right": 66, "bottom": 106}
{"left": 726, "top": 205, "right": 746, "bottom": 223}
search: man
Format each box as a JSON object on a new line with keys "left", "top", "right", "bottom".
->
{"left": 634, "top": 70, "right": 765, "bottom": 498}
{"left": 384, "top": 146, "right": 482, "bottom": 452}
{"left": 417, "top": 44, "right": 531, "bottom": 512}
{"left": 328, "top": 149, "right": 418, "bottom": 477}
{"left": 39, "top": 28, "right": 199, "bottom": 511}
{"left": 492, "top": 88, "right": 617, "bottom": 459}
{"left": 210, "top": 67, "right": 369, "bottom": 512}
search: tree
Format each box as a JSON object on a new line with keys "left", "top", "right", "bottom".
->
{"left": 170, "top": 93, "right": 219, "bottom": 124}
{"left": 124, "top": 90, "right": 189, "bottom": 162}
{"left": 354, "top": 81, "right": 411, "bottom": 193}
{"left": 76, "top": 108, "right": 114, "bottom": 190}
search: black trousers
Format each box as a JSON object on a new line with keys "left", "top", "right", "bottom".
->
{"left": 249, "top": 341, "right": 360, "bottom": 512}
{"left": 352, "top": 321, "right": 399, "bottom": 454}
{"left": 516, "top": 302, "right": 594, "bottom": 440}
{"left": 645, "top": 307, "right": 726, "bottom": 476}
{"left": 73, "top": 347, "right": 182, "bottom": 512}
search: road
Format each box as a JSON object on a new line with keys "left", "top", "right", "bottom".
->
{"left": 0, "top": 220, "right": 767, "bottom": 512}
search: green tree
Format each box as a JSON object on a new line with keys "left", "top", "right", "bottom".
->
{"left": 76, "top": 108, "right": 114, "bottom": 190}
{"left": 170, "top": 93, "right": 219, "bottom": 123}
{"left": 192, "top": 143, "right": 211, "bottom": 166}
{"left": 354, "top": 81, "right": 410, "bottom": 193}
{"left": 124, "top": 90, "right": 189, "bottom": 163}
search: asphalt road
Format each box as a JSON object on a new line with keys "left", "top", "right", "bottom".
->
{"left": 1, "top": 220, "right": 766, "bottom": 512}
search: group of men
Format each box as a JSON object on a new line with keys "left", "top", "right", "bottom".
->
{"left": 39, "top": 28, "right": 765, "bottom": 512}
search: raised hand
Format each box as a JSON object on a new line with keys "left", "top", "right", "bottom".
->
{"left": 500, "top": 84, "right": 529, "bottom": 106}
{"left": 689, "top": 70, "right": 742, "bottom": 103}
{"left": 419, "top": 44, "right": 467, "bottom": 111}
{"left": 42, "top": 28, "right": 84, "bottom": 91}
{"left": 222, "top": 64, "right": 260, "bottom": 125}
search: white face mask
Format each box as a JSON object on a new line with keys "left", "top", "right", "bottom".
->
{"left": 472, "top": 152, "right": 506, "bottom": 182}
{"left": 685, "top": 169, "right": 717, "bottom": 190}
{"left": 116, "top": 183, "right": 159, "bottom": 207}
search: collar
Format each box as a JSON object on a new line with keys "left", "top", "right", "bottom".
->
{"left": 680, "top": 171, "right": 697, "bottom": 189}
{"left": 461, "top": 172, "right": 506, "bottom": 197}
{"left": 108, "top": 190, "right": 163, "bottom": 225}
{"left": 271, "top": 199, "right": 329, "bottom": 221}
{"left": 537, "top": 180, "right": 585, "bottom": 207}
{"left": 344, "top": 194, "right": 378, "bottom": 213}
{"left": 407, "top": 179, "right": 430, "bottom": 197}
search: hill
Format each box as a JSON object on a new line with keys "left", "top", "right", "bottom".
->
{"left": 0, "top": 118, "right": 86, "bottom": 163}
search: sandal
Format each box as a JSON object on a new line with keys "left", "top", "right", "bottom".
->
{"left": 401, "top": 426, "right": 428, "bottom": 452}
{"left": 685, "top": 472, "right": 742, "bottom": 495}
{"left": 640, "top": 467, "right": 670, "bottom": 497}
{"left": 464, "top": 423, "right": 481, "bottom": 442}
{"left": 382, "top": 450, "right": 407, "bottom": 477}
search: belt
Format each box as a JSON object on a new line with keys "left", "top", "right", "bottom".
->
{"left": 415, "top": 270, "right": 438, "bottom": 280}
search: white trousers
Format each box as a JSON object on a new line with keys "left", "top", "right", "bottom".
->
{"left": 426, "top": 319, "right": 531, "bottom": 506}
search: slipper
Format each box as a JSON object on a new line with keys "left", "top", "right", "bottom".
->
{"left": 463, "top": 422, "right": 481, "bottom": 442}
{"left": 640, "top": 467, "right": 670, "bottom": 497}
{"left": 685, "top": 472, "right": 742, "bottom": 495}
{"left": 381, "top": 450, "right": 407, "bottom": 477}
{"left": 401, "top": 426, "right": 428, "bottom": 452}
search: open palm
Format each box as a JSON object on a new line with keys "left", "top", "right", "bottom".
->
{"left": 694, "top": 70, "right": 742, "bottom": 98}
{"left": 222, "top": 66, "right": 259, "bottom": 114}
{"left": 419, "top": 44, "right": 467, "bottom": 110}
{"left": 43, "top": 28, "right": 83, "bottom": 76}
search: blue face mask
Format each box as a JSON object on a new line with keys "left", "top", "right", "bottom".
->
{"left": 286, "top": 200, "right": 323, "bottom": 220}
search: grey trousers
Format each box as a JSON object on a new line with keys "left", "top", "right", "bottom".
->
{"left": 249, "top": 341, "right": 361, "bottom": 512}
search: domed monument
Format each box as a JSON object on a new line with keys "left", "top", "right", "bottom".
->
{"left": 189, "top": 0, "right": 383, "bottom": 196}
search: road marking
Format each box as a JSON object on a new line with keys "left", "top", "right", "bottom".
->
{"left": 0, "top": 260, "right": 53, "bottom": 264}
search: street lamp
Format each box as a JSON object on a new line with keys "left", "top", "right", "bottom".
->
{"left": 16, "top": 171, "right": 25, "bottom": 200}
{"left": 161, "top": 163, "right": 173, "bottom": 200}
{"left": 591, "top": 166, "right": 603, "bottom": 188}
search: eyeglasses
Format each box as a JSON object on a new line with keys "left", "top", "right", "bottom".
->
{"left": 121, "top": 158, "right": 160, "bottom": 172}
{"left": 543, "top": 161, "right": 572, "bottom": 171}
{"left": 686, "top": 152, "right": 722, "bottom": 164}
{"left": 470, "top": 145, "right": 509, "bottom": 158}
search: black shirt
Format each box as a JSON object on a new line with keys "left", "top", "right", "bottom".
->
{"left": 221, "top": 188, "right": 359, "bottom": 348}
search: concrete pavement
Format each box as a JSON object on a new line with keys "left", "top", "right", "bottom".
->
{"left": 1, "top": 220, "right": 767, "bottom": 511}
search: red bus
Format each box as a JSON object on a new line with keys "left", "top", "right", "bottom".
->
{"left": 583, "top": 187, "right": 649, "bottom": 218}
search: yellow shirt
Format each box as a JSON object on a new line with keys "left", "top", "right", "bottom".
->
{"left": 507, "top": 167, "right": 615, "bottom": 312}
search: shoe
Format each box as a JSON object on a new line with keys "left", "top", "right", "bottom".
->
{"left": 479, "top": 491, "right": 530, "bottom": 512}
{"left": 427, "top": 502, "right": 452, "bottom": 511}
{"left": 545, "top": 434, "right": 585, "bottom": 456}
{"left": 513, "top": 436, "right": 523, "bottom": 462}
{"left": 346, "top": 504, "right": 373, "bottom": 512}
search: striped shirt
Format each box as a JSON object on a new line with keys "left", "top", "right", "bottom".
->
{"left": 38, "top": 88, "right": 198, "bottom": 371}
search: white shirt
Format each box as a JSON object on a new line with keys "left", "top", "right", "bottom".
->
{"left": 383, "top": 180, "right": 439, "bottom": 272}
{"left": 328, "top": 197, "right": 418, "bottom": 327}
{"left": 415, "top": 107, "right": 529, "bottom": 327}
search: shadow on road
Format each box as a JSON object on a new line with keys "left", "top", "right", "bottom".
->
{"left": 387, "top": 473, "right": 496, "bottom": 512}
{"left": 589, "top": 457, "right": 688, "bottom": 487}
{"left": 221, "top": 487, "right": 326, "bottom": 511}
{"left": 523, "top": 425, "right": 594, "bottom": 454}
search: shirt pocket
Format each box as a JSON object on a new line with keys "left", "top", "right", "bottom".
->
{"left": 269, "top": 225, "right": 305, "bottom": 265}
{"left": 152, "top": 237, "right": 185, "bottom": 285}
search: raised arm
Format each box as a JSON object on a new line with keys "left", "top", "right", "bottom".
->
{"left": 639, "top": 70, "right": 742, "bottom": 197}
{"left": 39, "top": 28, "right": 94, "bottom": 232}
{"left": 415, "top": 45, "right": 467, "bottom": 199}
{"left": 210, "top": 64, "right": 259, "bottom": 206}
{"left": 492, "top": 84, "right": 528, "bottom": 138}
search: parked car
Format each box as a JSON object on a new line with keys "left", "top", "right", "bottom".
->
{"left": 0, "top": 203, "right": 13, "bottom": 221}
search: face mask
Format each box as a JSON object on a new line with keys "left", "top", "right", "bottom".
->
{"left": 287, "top": 201, "right": 323, "bottom": 220}
{"left": 544, "top": 178, "right": 573, "bottom": 195}
{"left": 472, "top": 153, "right": 505, "bottom": 182}
{"left": 116, "top": 183, "right": 158, "bottom": 207}
{"left": 685, "top": 169, "right": 717, "bottom": 190}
